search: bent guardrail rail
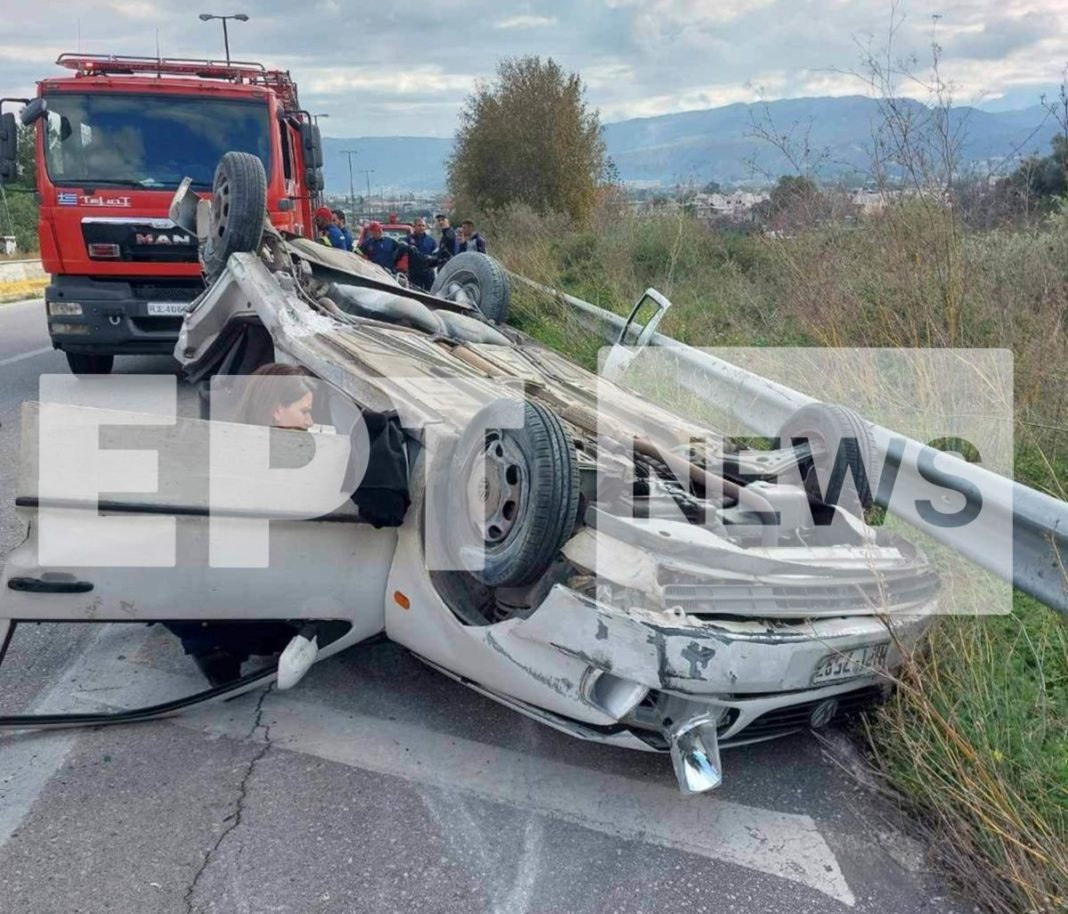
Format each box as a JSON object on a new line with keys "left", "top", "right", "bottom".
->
{"left": 511, "top": 273, "right": 1068, "bottom": 615}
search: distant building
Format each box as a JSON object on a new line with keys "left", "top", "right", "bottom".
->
{"left": 693, "top": 190, "right": 769, "bottom": 220}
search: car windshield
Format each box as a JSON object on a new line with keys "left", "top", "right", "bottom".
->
{"left": 42, "top": 92, "right": 271, "bottom": 189}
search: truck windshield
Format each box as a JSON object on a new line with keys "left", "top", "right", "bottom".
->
{"left": 42, "top": 92, "right": 271, "bottom": 189}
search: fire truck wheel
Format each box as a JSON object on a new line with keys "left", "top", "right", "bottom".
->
{"left": 65, "top": 352, "right": 113, "bottom": 375}
{"left": 202, "top": 152, "right": 268, "bottom": 281}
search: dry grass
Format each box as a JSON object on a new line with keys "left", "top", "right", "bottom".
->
{"left": 0, "top": 277, "right": 47, "bottom": 303}
{"left": 488, "top": 198, "right": 1068, "bottom": 913}
{"left": 868, "top": 600, "right": 1068, "bottom": 913}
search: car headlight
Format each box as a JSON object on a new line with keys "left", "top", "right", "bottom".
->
{"left": 48, "top": 301, "right": 83, "bottom": 316}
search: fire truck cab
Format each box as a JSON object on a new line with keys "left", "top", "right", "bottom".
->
{"left": 7, "top": 54, "right": 323, "bottom": 374}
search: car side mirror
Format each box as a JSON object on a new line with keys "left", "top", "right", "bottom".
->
{"left": 0, "top": 113, "right": 17, "bottom": 183}
{"left": 601, "top": 288, "right": 673, "bottom": 382}
{"left": 168, "top": 176, "right": 212, "bottom": 242}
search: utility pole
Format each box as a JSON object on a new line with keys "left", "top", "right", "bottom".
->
{"left": 341, "top": 149, "right": 358, "bottom": 225}
{"left": 360, "top": 169, "right": 375, "bottom": 220}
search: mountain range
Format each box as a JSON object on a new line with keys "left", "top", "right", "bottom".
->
{"left": 321, "top": 95, "right": 1057, "bottom": 193}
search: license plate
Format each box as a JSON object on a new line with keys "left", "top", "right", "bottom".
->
{"left": 812, "top": 643, "right": 889, "bottom": 684}
{"left": 146, "top": 301, "right": 192, "bottom": 317}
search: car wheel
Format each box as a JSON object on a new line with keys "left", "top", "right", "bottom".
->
{"left": 449, "top": 399, "right": 579, "bottom": 588}
{"left": 65, "top": 352, "right": 114, "bottom": 375}
{"left": 430, "top": 252, "right": 511, "bottom": 324}
{"left": 776, "top": 402, "right": 879, "bottom": 512}
{"left": 201, "top": 151, "right": 267, "bottom": 281}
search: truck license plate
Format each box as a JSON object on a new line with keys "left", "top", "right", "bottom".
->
{"left": 812, "top": 643, "right": 889, "bottom": 685}
{"left": 146, "top": 301, "right": 192, "bottom": 317}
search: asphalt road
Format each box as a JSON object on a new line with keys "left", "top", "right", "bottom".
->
{"left": 0, "top": 298, "right": 969, "bottom": 914}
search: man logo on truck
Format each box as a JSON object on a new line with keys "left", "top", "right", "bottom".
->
{"left": 5, "top": 53, "right": 324, "bottom": 376}
{"left": 135, "top": 233, "right": 193, "bottom": 246}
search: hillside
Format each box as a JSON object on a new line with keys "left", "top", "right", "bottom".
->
{"left": 320, "top": 95, "right": 1056, "bottom": 192}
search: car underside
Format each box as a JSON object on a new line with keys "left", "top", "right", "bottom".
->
{"left": 0, "top": 152, "right": 939, "bottom": 793}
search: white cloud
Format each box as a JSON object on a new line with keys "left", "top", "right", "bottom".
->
{"left": 0, "top": 0, "right": 1065, "bottom": 136}
{"left": 495, "top": 15, "right": 558, "bottom": 29}
{"left": 304, "top": 65, "right": 475, "bottom": 96}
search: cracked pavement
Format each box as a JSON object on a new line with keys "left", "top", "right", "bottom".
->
{"left": 183, "top": 687, "right": 275, "bottom": 914}
{"left": 0, "top": 301, "right": 973, "bottom": 914}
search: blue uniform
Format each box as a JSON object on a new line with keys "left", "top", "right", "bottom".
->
{"left": 360, "top": 235, "right": 401, "bottom": 271}
{"left": 320, "top": 224, "right": 346, "bottom": 248}
{"left": 338, "top": 227, "right": 354, "bottom": 251}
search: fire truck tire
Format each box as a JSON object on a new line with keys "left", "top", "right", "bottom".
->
{"left": 431, "top": 253, "right": 511, "bottom": 324}
{"left": 202, "top": 152, "right": 267, "bottom": 280}
{"left": 65, "top": 352, "right": 113, "bottom": 375}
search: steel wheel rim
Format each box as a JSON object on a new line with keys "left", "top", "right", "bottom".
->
{"left": 465, "top": 431, "right": 527, "bottom": 545}
{"left": 211, "top": 173, "right": 231, "bottom": 242}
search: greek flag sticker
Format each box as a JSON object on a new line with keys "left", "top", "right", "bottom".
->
{"left": 57, "top": 192, "right": 79, "bottom": 206}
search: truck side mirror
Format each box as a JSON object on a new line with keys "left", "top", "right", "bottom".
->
{"left": 305, "top": 167, "right": 324, "bottom": 192}
{"left": 299, "top": 122, "right": 323, "bottom": 169}
{"left": 0, "top": 113, "right": 17, "bottom": 184}
{"left": 19, "top": 97, "right": 47, "bottom": 127}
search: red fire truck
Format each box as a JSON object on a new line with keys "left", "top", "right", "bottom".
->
{"left": 0, "top": 54, "right": 323, "bottom": 373}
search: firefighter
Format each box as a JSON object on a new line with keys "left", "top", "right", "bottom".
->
{"left": 359, "top": 221, "right": 402, "bottom": 271}
{"left": 333, "top": 209, "right": 354, "bottom": 251}
{"left": 401, "top": 216, "right": 438, "bottom": 291}
{"left": 315, "top": 207, "right": 346, "bottom": 248}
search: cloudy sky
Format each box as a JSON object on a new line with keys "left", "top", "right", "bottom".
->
{"left": 1, "top": 0, "right": 1064, "bottom": 137}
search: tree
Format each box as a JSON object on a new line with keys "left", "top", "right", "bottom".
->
{"left": 1007, "top": 134, "right": 1068, "bottom": 205}
{"left": 0, "top": 121, "right": 39, "bottom": 250}
{"left": 15, "top": 122, "right": 36, "bottom": 189}
{"left": 702, "top": 180, "right": 722, "bottom": 195}
{"left": 768, "top": 174, "right": 820, "bottom": 211}
{"left": 448, "top": 57, "right": 609, "bottom": 223}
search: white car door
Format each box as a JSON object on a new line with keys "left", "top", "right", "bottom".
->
{"left": 0, "top": 399, "right": 397, "bottom": 726}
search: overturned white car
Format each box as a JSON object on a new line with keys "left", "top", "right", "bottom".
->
{"left": 0, "top": 153, "right": 940, "bottom": 793}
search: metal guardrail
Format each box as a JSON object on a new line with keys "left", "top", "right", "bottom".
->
{"left": 512, "top": 274, "right": 1068, "bottom": 615}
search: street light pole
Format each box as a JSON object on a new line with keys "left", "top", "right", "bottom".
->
{"left": 360, "top": 169, "right": 375, "bottom": 220}
{"left": 341, "top": 149, "right": 358, "bottom": 225}
{"left": 197, "top": 13, "right": 249, "bottom": 66}
{"left": 313, "top": 113, "right": 330, "bottom": 126}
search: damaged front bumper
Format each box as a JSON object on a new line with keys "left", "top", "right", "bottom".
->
{"left": 498, "top": 581, "right": 933, "bottom": 792}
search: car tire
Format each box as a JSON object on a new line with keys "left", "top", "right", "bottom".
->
{"left": 201, "top": 151, "right": 267, "bottom": 281}
{"left": 430, "top": 252, "right": 511, "bottom": 324}
{"left": 65, "top": 352, "right": 114, "bottom": 375}
{"left": 449, "top": 399, "right": 579, "bottom": 588}
{"left": 776, "top": 402, "right": 879, "bottom": 512}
